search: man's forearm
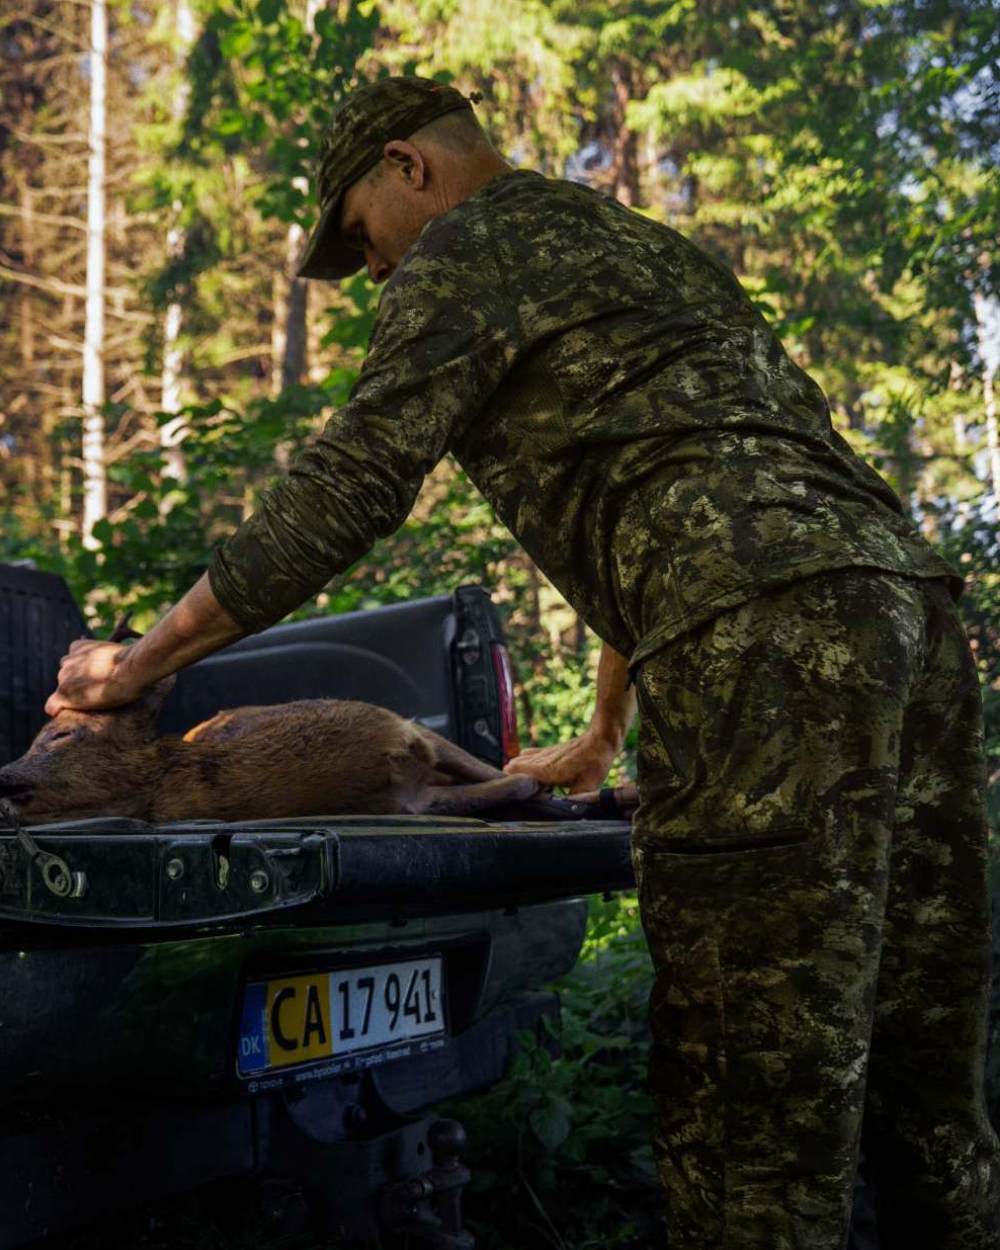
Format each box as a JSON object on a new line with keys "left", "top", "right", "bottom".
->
{"left": 118, "top": 572, "right": 246, "bottom": 689}
{"left": 590, "top": 641, "right": 637, "bottom": 751}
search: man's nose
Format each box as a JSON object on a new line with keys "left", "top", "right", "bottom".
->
{"left": 366, "top": 247, "right": 391, "bottom": 284}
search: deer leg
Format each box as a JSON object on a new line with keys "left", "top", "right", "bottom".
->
{"left": 423, "top": 773, "right": 540, "bottom": 815}
{"left": 422, "top": 731, "right": 508, "bottom": 782}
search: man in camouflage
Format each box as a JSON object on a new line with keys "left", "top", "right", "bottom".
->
{"left": 48, "top": 78, "right": 999, "bottom": 1248}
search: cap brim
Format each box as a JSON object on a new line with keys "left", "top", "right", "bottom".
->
{"left": 296, "top": 194, "right": 366, "bottom": 280}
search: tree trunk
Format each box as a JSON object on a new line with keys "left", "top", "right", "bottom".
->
{"left": 271, "top": 0, "right": 323, "bottom": 396}
{"left": 608, "top": 60, "right": 640, "bottom": 207}
{"left": 270, "top": 253, "right": 308, "bottom": 396}
{"left": 973, "top": 291, "right": 1000, "bottom": 499}
{"left": 950, "top": 358, "right": 967, "bottom": 454}
{"left": 278, "top": 220, "right": 309, "bottom": 391}
{"left": 160, "top": 295, "right": 187, "bottom": 481}
{"left": 19, "top": 180, "right": 35, "bottom": 371}
{"left": 81, "top": 0, "right": 108, "bottom": 550}
{"left": 159, "top": 0, "right": 197, "bottom": 487}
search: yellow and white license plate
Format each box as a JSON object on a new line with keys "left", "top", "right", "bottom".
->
{"left": 238, "top": 956, "right": 445, "bottom": 1080}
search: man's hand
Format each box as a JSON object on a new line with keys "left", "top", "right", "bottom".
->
{"left": 504, "top": 640, "right": 637, "bottom": 794}
{"left": 44, "top": 573, "right": 247, "bottom": 718}
{"left": 44, "top": 640, "right": 145, "bottom": 716}
{"left": 503, "top": 726, "right": 618, "bottom": 794}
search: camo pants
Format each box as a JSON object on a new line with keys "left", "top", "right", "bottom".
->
{"left": 630, "top": 568, "right": 1000, "bottom": 1250}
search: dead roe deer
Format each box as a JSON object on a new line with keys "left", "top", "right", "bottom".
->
{"left": 0, "top": 628, "right": 540, "bottom": 824}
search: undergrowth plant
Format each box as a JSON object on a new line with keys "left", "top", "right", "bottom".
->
{"left": 444, "top": 893, "right": 661, "bottom": 1250}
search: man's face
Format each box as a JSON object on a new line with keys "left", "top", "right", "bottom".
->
{"left": 339, "top": 160, "right": 430, "bottom": 285}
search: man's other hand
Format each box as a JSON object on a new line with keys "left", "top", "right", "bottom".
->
{"left": 44, "top": 640, "right": 144, "bottom": 716}
{"left": 503, "top": 727, "right": 617, "bottom": 795}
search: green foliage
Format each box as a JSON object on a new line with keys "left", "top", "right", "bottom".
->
{"left": 516, "top": 647, "right": 599, "bottom": 746}
{"left": 319, "top": 273, "right": 380, "bottom": 362}
{"left": 927, "top": 496, "right": 1000, "bottom": 829}
{"left": 379, "top": 0, "right": 588, "bottom": 171}
{"left": 444, "top": 892, "right": 662, "bottom": 1250}
{"left": 8, "top": 0, "right": 1000, "bottom": 1210}
{"left": 3, "top": 5, "right": 999, "bottom": 1246}
{"left": 181, "top": 0, "right": 378, "bottom": 219}
{"left": 8, "top": 387, "right": 332, "bottom": 632}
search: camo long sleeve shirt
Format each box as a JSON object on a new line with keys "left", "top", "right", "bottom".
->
{"left": 209, "top": 169, "right": 961, "bottom": 673}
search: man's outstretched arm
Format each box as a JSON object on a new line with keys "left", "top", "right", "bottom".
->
{"left": 46, "top": 214, "right": 519, "bottom": 714}
{"left": 45, "top": 572, "right": 245, "bottom": 715}
{"left": 503, "top": 641, "right": 637, "bottom": 794}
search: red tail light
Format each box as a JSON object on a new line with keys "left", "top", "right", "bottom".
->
{"left": 490, "top": 642, "right": 521, "bottom": 763}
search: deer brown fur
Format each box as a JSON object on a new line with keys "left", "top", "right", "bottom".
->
{"left": 0, "top": 682, "right": 540, "bottom": 826}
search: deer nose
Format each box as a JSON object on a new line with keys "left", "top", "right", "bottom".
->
{"left": 0, "top": 770, "right": 32, "bottom": 798}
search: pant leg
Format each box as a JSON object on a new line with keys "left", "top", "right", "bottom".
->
{"left": 631, "top": 569, "right": 999, "bottom": 1249}
{"left": 858, "top": 579, "right": 1000, "bottom": 1250}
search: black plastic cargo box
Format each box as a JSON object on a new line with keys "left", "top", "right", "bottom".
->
{"left": 0, "top": 563, "right": 89, "bottom": 766}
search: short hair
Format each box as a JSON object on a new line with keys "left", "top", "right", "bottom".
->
{"left": 410, "top": 107, "right": 494, "bottom": 154}
{"left": 358, "top": 107, "right": 495, "bottom": 192}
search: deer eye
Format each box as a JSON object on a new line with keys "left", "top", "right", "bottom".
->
{"left": 48, "top": 730, "right": 74, "bottom": 743}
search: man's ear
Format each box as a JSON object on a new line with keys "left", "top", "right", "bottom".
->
{"left": 383, "top": 139, "right": 426, "bottom": 189}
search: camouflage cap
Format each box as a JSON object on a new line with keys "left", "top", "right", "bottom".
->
{"left": 297, "top": 77, "right": 479, "bottom": 281}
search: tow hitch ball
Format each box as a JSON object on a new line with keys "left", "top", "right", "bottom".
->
{"left": 380, "top": 1119, "right": 475, "bottom": 1250}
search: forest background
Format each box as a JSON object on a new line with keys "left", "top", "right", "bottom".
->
{"left": 1, "top": 2, "right": 999, "bottom": 1247}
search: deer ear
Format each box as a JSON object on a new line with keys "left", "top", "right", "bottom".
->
{"left": 109, "top": 614, "right": 143, "bottom": 644}
{"left": 139, "top": 674, "right": 176, "bottom": 716}
{"left": 114, "top": 675, "right": 176, "bottom": 742}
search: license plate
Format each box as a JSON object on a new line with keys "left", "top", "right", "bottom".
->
{"left": 237, "top": 956, "right": 446, "bottom": 1083}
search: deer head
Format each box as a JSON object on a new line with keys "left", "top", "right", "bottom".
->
{"left": 0, "top": 617, "right": 174, "bottom": 824}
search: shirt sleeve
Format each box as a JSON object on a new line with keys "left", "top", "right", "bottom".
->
{"left": 208, "top": 215, "right": 519, "bottom": 632}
